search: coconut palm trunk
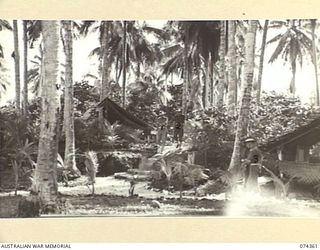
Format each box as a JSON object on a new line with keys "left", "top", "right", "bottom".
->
{"left": 229, "top": 20, "right": 258, "bottom": 174}
{"left": 122, "top": 21, "right": 127, "bottom": 107}
{"left": 34, "top": 21, "right": 61, "bottom": 213}
{"left": 183, "top": 31, "right": 190, "bottom": 114}
{"left": 291, "top": 61, "right": 296, "bottom": 96}
{"left": 256, "top": 20, "right": 269, "bottom": 104}
{"left": 98, "top": 21, "right": 111, "bottom": 128}
{"left": 227, "top": 20, "right": 237, "bottom": 115}
{"left": 63, "top": 21, "right": 80, "bottom": 176}
{"left": 311, "top": 19, "right": 320, "bottom": 106}
{"left": 217, "top": 20, "right": 226, "bottom": 107}
{"left": 101, "top": 21, "right": 111, "bottom": 100}
{"left": 13, "top": 20, "right": 21, "bottom": 114}
{"left": 203, "top": 54, "right": 211, "bottom": 109}
{"left": 22, "top": 20, "right": 28, "bottom": 116}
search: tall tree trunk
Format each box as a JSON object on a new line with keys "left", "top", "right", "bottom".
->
{"left": 227, "top": 20, "right": 237, "bottom": 115}
{"left": 22, "top": 20, "right": 28, "bottom": 116}
{"left": 137, "top": 62, "right": 141, "bottom": 79}
{"left": 182, "top": 31, "right": 189, "bottom": 115}
{"left": 116, "top": 56, "right": 122, "bottom": 84}
{"left": 256, "top": 20, "right": 269, "bottom": 104}
{"left": 217, "top": 21, "right": 226, "bottom": 107}
{"left": 63, "top": 21, "right": 80, "bottom": 176}
{"left": 203, "top": 54, "right": 211, "bottom": 109}
{"left": 311, "top": 19, "right": 320, "bottom": 106}
{"left": 101, "top": 21, "right": 111, "bottom": 100}
{"left": 13, "top": 20, "right": 21, "bottom": 114}
{"left": 291, "top": 61, "right": 296, "bottom": 96}
{"left": 34, "top": 21, "right": 61, "bottom": 213}
{"left": 210, "top": 57, "right": 215, "bottom": 106}
{"left": 229, "top": 20, "right": 258, "bottom": 174}
{"left": 99, "top": 21, "right": 111, "bottom": 127}
{"left": 122, "top": 21, "right": 127, "bottom": 107}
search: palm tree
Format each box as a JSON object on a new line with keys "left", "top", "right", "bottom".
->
{"left": 256, "top": 20, "right": 269, "bottom": 104}
{"left": 229, "top": 20, "right": 258, "bottom": 174}
{"left": 0, "top": 20, "right": 12, "bottom": 99}
{"left": 268, "top": 20, "right": 313, "bottom": 97}
{"left": 79, "top": 21, "right": 112, "bottom": 127}
{"left": 310, "top": 19, "right": 319, "bottom": 106}
{"left": 217, "top": 20, "right": 227, "bottom": 107}
{"left": 62, "top": 20, "right": 80, "bottom": 177}
{"left": 162, "top": 21, "right": 220, "bottom": 112}
{"left": 122, "top": 21, "right": 127, "bottom": 107}
{"left": 22, "top": 20, "right": 28, "bottom": 115}
{"left": 0, "top": 20, "right": 12, "bottom": 57}
{"left": 227, "top": 20, "right": 237, "bottom": 115}
{"left": 13, "top": 20, "right": 21, "bottom": 114}
{"left": 34, "top": 20, "right": 61, "bottom": 213}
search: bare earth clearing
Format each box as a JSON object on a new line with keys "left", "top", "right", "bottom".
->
{"left": 2, "top": 176, "right": 320, "bottom": 217}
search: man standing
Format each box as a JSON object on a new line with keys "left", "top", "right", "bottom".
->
{"left": 242, "top": 137, "right": 263, "bottom": 191}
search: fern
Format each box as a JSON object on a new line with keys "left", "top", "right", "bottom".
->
{"left": 84, "top": 151, "right": 99, "bottom": 195}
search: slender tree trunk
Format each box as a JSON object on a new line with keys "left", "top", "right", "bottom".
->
{"left": 116, "top": 56, "right": 122, "bottom": 85}
{"left": 183, "top": 32, "right": 189, "bottom": 114}
{"left": 210, "top": 58, "right": 215, "bottom": 106}
{"left": 13, "top": 20, "right": 21, "bottom": 114}
{"left": 22, "top": 20, "right": 28, "bottom": 116}
{"left": 256, "top": 20, "right": 269, "bottom": 104}
{"left": 99, "top": 21, "right": 111, "bottom": 127}
{"left": 122, "top": 21, "right": 127, "bottom": 107}
{"left": 203, "top": 54, "right": 211, "bottom": 109}
{"left": 311, "top": 19, "right": 320, "bottom": 106}
{"left": 217, "top": 21, "right": 226, "bottom": 107}
{"left": 291, "top": 62, "right": 296, "bottom": 96}
{"left": 137, "top": 62, "right": 140, "bottom": 79}
{"left": 227, "top": 20, "right": 237, "bottom": 115}
{"left": 34, "top": 21, "right": 61, "bottom": 213}
{"left": 229, "top": 20, "right": 258, "bottom": 174}
{"left": 63, "top": 21, "right": 80, "bottom": 177}
{"left": 101, "top": 21, "right": 111, "bottom": 100}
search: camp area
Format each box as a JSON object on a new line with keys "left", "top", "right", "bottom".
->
{"left": 2, "top": 19, "right": 320, "bottom": 218}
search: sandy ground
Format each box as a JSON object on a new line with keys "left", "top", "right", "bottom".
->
{"left": 2, "top": 176, "right": 320, "bottom": 217}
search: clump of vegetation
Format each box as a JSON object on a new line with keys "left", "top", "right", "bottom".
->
{"left": 84, "top": 151, "right": 99, "bottom": 195}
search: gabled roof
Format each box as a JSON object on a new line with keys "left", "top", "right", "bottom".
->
{"left": 263, "top": 116, "right": 320, "bottom": 152}
{"left": 97, "top": 97, "right": 152, "bottom": 131}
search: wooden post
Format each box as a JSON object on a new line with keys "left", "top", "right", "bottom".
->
{"left": 277, "top": 147, "right": 283, "bottom": 161}
{"left": 296, "top": 145, "right": 305, "bottom": 162}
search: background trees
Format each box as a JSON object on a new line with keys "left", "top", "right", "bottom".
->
{"left": 1, "top": 19, "right": 320, "bottom": 214}
{"left": 267, "top": 20, "right": 313, "bottom": 97}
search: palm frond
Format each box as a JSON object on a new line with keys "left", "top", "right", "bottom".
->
{"left": 268, "top": 33, "right": 290, "bottom": 63}
{"left": 161, "top": 44, "right": 182, "bottom": 57}
{"left": 268, "top": 20, "right": 287, "bottom": 29}
{"left": 142, "top": 25, "right": 169, "bottom": 40}
{"left": 267, "top": 32, "right": 286, "bottom": 45}
{"left": 0, "top": 20, "right": 12, "bottom": 31}
{"left": 88, "top": 46, "right": 102, "bottom": 57}
{"left": 0, "top": 44, "right": 3, "bottom": 58}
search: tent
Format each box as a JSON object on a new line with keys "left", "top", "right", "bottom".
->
{"left": 97, "top": 97, "right": 152, "bottom": 132}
